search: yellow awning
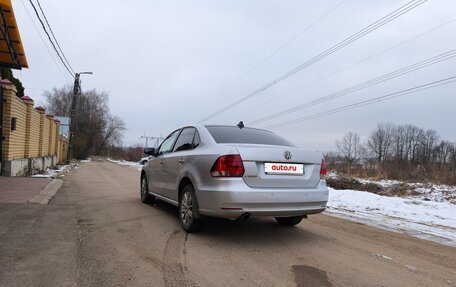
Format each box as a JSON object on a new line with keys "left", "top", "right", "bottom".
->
{"left": 0, "top": 0, "right": 28, "bottom": 69}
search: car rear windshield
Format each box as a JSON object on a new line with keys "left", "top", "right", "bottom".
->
{"left": 206, "top": 126, "right": 295, "bottom": 147}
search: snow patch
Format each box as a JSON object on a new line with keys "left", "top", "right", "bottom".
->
{"left": 107, "top": 158, "right": 142, "bottom": 171}
{"left": 31, "top": 164, "right": 72, "bottom": 178}
{"left": 376, "top": 254, "right": 392, "bottom": 260}
{"left": 356, "top": 178, "right": 402, "bottom": 187}
{"left": 326, "top": 187, "right": 456, "bottom": 247}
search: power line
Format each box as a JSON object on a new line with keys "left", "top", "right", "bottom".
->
{"left": 198, "top": 0, "right": 428, "bottom": 123}
{"left": 139, "top": 135, "right": 164, "bottom": 148}
{"left": 19, "top": 0, "right": 70, "bottom": 82}
{"left": 220, "top": 17, "right": 456, "bottom": 122}
{"left": 208, "top": 0, "right": 347, "bottom": 102}
{"left": 249, "top": 48, "right": 456, "bottom": 125}
{"left": 263, "top": 75, "right": 456, "bottom": 129}
{"left": 27, "top": 0, "right": 75, "bottom": 78}
{"left": 35, "top": 0, "right": 75, "bottom": 74}
{"left": 23, "top": 87, "right": 45, "bottom": 91}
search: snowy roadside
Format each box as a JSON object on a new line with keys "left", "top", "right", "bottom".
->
{"left": 33, "top": 158, "right": 94, "bottom": 178}
{"left": 355, "top": 178, "right": 456, "bottom": 204}
{"left": 31, "top": 164, "right": 74, "bottom": 178}
{"left": 106, "top": 158, "right": 142, "bottom": 171}
{"left": 326, "top": 187, "right": 456, "bottom": 247}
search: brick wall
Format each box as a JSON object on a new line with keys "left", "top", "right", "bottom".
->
{"left": 1, "top": 87, "right": 27, "bottom": 160}
{"left": 26, "top": 107, "right": 41, "bottom": 157}
{"left": 41, "top": 116, "right": 50, "bottom": 157}
{"left": 47, "top": 115, "right": 56, "bottom": 156}
{"left": 1, "top": 80, "right": 68, "bottom": 166}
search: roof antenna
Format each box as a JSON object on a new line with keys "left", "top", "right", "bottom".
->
{"left": 237, "top": 121, "right": 244, "bottom": 129}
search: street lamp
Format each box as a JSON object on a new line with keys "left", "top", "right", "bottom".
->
{"left": 68, "top": 72, "right": 93, "bottom": 161}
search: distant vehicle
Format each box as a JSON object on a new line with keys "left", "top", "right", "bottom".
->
{"left": 139, "top": 156, "right": 151, "bottom": 165}
{"left": 140, "top": 124, "right": 328, "bottom": 232}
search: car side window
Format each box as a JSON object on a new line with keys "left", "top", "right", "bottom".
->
{"left": 158, "top": 130, "right": 180, "bottom": 155}
{"left": 173, "top": 128, "right": 196, "bottom": 152}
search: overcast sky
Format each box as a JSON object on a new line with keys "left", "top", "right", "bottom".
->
{"left": 12, "top": 0, "right": 456, "bottom": 151}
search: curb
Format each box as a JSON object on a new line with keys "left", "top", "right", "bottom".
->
{"left": 29, "top": 178, "right": 63, "bottom": 204}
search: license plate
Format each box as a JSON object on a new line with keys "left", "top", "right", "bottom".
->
{"left": 264, "top": 162, "right": 304, "bottom": 175}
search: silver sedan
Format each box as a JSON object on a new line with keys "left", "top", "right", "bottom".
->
{"left": 140, "top": 124, "right": 328, "bottom": 232}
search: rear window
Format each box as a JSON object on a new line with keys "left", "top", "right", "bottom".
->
{"left": 206, "top": 126, "right": 295, "bottom": 147}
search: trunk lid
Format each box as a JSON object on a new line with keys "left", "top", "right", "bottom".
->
{"left": 229, "top": 144, "right": 322, "bottom": 188}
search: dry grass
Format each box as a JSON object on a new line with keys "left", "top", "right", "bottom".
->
{"left": 326, "top": 177, "right": 382, "bottom": 193}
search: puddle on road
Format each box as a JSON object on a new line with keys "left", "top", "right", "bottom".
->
{"left": 292, "top": 265, "right": 333, "bottom": 287}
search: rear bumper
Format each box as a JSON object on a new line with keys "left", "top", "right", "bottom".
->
{"left": 196, "top": 179, "right": 329, "bottom": 219}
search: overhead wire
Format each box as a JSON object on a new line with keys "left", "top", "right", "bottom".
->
{"left": 249, "top": 48, "right": 456, "bottom": 125}
{"left": 220, "top": 17, "right": 456, "bottom": 122}
{"left": 27, "top": 0, "right": 75, "bottom": 78}
{"left": 263, "top": 75, "right": 456, "bottom": 129}
{"left": 19, "top": 0, "right": 70, "bottom": 82}
{"left": 207, "top": 0, "right": 347, "bottom": 102}
{"left": 35, "top": 0, "right": 75, "bottom": 74}
{"left": 198, "top": 0, "right": 428, "bottom": 123}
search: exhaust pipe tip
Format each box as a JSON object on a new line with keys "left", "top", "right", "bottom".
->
{"left": 236, "top": 213, "right": 251, "bottom": 221}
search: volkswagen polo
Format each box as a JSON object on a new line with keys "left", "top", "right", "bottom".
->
{"left": 140, "top": 124, "right": 328, "bottom": 232}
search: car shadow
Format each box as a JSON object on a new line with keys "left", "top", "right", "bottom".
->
{"left": 197, "top": 216, "right": 321, "bottom": 245}
{"left": 148, "top": 199, "right": 322, "bottom": 246}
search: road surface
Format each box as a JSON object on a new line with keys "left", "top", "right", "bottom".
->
{"left": 0, "top": 158, "right": 455, "bottom": 287}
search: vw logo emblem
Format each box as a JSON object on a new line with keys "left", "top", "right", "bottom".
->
{"left": 284, "top": 151, "right": 292, "bottom": 160}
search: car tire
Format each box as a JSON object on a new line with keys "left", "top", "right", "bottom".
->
{"left": 275, "top": 216, "right": 303, "bottom": 226}
{"left": 179, "top": 184, "right": 202, "bottom": 233}
{"left": 140, "top": 175, "right": 155, "bottom": 204}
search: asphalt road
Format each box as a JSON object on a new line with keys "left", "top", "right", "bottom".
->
{"left": 1, "top": 158, "right": 455, "bottom": 287}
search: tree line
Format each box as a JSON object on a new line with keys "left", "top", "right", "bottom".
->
{"left": 45, "top": 86, "right": 126, "bottom": 159}
{"left": 332, "top": 123, "right": 456, "bottom": 185}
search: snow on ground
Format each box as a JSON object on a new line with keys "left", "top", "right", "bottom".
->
{"left": 326, "top": 187, "right": 456, "bottom": 247}
{"left": 80, "top": 158, "right": 92, "bottom": 163}
{"left": 355, "top": 178, "right": 402, "bottom": 187}
{"left": 411, "top": 184, "right": 456, "bottom": 204}
{"left": 107, "top": 158, "right": 142, "bottom": 171}
{"left": 356, "top": 177, "right": 456, "bottom": 204}
{"left": 31, "top": 164, "right": 73, "bottom": 178}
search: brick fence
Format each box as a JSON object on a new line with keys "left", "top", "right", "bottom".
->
{"left": 0, "top": 79, "right": 68, "bottom": 176}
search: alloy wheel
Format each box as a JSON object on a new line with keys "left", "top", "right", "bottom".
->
{"left": 141, "top": 177, "right": 147, "bottom": 201}
{"left": 180, "top": 191, "right": 193, "bottom": 226}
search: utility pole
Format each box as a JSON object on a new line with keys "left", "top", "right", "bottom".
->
{"left": 67, "top": 72, "right": 93, "bottom": 161}
{"left": 139, "top": 135, "right": 163, "bottom": 149}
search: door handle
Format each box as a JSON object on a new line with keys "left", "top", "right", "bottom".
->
{"left": 178, "top": 158, "right": 185, "bottom": 165}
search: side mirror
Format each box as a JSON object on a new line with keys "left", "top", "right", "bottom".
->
{"left": 144, "top": 148, "right": 156, "bottom": 156}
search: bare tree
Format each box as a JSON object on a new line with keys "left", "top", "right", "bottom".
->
{"left": 336, "top": 132, "right": 362, "bottom": 175}
{"left": 450, "top": 143, "right": 456, "bottom": 184}
{"left": 434, "top": 141, "right": 453, "bottom": 180}
{"left": 367, "top": 123, "right": 395, "bottom": 163}
{"left": 43, "top": 85, "right": 72, "bottom": 116}
{"left": 403, "top": 124, "right": 423, "bottom": 162}
{"left": 96, "top": 115, "right": 126, "bottom": 154}
{"left": 332, "top": 123, "right": 455, "bottom": 185}
{"left": 392, "top": 124, "right": 406, "bottom": 161}
{"left": 44, "top": 86, "right": 126, "bottom": 159}
{"left": 419, "top": 129, "right": 439, "bottom": 163}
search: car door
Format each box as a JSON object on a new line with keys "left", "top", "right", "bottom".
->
{"left": 146, "top": 130, "right": 180, "bottom": 196}
{"left": 161, "top": 127, "right": 197, "bottom": 201}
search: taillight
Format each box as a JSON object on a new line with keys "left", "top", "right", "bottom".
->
{"left": 210, "top": 155, "right": 244, "bottom": 177}
{"left": 320, "top": 159, "right": 327, "bottom": 179}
